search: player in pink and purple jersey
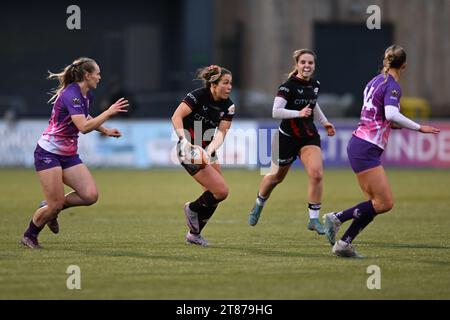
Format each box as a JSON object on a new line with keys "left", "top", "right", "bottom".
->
{"left": 323, "top": 45, "right": 440, "bottom": 258}
{"left": 21, "top": 57, "right": 129, "bottom": 249}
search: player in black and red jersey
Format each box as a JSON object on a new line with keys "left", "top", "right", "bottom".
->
{"left": 171, "top": 65, "right": 235, "bottom": 246}
{"left": 248, "top": 49, "right": 336, "bottom": 235}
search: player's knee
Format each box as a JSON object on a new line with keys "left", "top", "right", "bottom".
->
{"left": 83, "top": 190, "right": 99, "bottom": 206}
{"left": 214, "top": 186, "right": 229, "bottom": 201}
{"left": 309, "top": 169, "right": 323, "bottom": 184}
{"left": 269, "top": 174, "right": 285, "bottom": 185}
{"left": 383, "top": 199, "right": 394, "bottom": 212}
{"left": 374, "top": 198, "right": 394, "bottom": 214}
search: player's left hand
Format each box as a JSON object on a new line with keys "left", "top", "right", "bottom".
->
{"left": 190, "top": 145, "right": 210, "bottom": 167}
{"left": 324, "top": 122, "right": 336, "bottom": 136}
{"left": 206, "top": 146, "right": 214, "bottom": 158}
{"left": 105, "top": 128, "right": 122, "bottom": 138}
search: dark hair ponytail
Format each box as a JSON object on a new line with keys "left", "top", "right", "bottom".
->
{"left": 196, "top": 65, "right": 231, "bottom": 88}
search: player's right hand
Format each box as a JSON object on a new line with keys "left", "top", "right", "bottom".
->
{"left": 108, "top": 98, "right": 129, "bottom": 116}
{"left": 419, "top": 125, "right": 440, "bottom": 134}
{"left": 299, "top": 104, "right": 312, "bottom": 118}
{"left": 177, "top": 137, "right": 192, "bottom": 161}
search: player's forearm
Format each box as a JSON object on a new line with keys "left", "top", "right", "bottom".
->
{"left": 88, "top": 116, "right": 108, "bottom": 134}
{"left": 207, "top": 132, "right": 226, "bottom": 154}
{"left": 171, "top": 115, "right": 187, "bottom": 140}
{"left": 314, "top": 103, "right": 329, "bottom": 126}
{"left": 95, "top": 125, "right": 108, "bottom": 134}
{"left": 80, "top": 111, "right": 112, "bottom": 134}
{"left": 272, "top": 97, "right": 300, "bottom": 119}
{"left": 385, "top": 105, "right": 420, "bottom": 131}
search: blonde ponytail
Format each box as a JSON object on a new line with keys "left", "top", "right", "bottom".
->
{"left": 48, "top": 57, "right": 97, "bottom": 103}
{"left": 381, "top": 45, "right": 407, "bottom": 80}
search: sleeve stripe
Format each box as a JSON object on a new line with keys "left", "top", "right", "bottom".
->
{"left": 182, "top": 99, "right": 194, "bottom": 110}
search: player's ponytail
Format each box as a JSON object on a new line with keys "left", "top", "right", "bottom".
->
{"left": 288, "top": 49, "right": 317, "bottom": 78}
{"left": 47, "top": 57, "right": 97, "bottom": 103}
{"left": 382, "top": 45, "right": 407, "bottom": 78}
{"left": 196, "top": 65, "right": 231, "bottom": 88}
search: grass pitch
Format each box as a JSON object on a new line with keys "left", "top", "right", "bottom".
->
{"left": 0, "top": 168, "right": 449, "bottom": 299}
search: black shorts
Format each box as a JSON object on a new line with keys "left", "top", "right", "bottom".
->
{"left": 179, "top": 151, "right": 218, "bottom": 176}
{"left": 272, "top": 130, "right": 321, "bottom": 166}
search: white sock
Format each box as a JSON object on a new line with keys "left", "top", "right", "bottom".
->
{"left": 308, "top": 203, "right": 321, "bottom": 219}
{"left": 309, "top": 209, "right": 319, "bottom": 219}
{"left": 256, "top": 193, "right": 267, "bottom": 207}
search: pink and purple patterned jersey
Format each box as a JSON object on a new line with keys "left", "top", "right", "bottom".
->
{"left": 38, "top": 83, "right": 92, "bottom": 155}
{"left": 353, "top": 73, "right": 402, "bottom": 149}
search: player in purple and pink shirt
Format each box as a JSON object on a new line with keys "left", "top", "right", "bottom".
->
{"left": 323, "top": 45, "right": 440, "bottom": 258}
{"left": 21, "top": 57, "right": 129, "bottom": 249}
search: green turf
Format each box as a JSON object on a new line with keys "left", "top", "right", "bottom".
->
{"left": 0, "top": 168, "right": 449, "bottom": 299}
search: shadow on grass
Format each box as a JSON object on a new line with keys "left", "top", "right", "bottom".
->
{"left": 212, "top": 245, "right": 336, "bottom": 260}
{"left": 359, "top": 241, "right": 450, "bottom": 251}
{"left": 357, "top": 241, "right": 450, "bottom": 266}
{"left": 65, "top": 248, "right": 200, "bottom": 262}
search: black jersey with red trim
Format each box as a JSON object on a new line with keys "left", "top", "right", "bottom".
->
{"left": 182, "top": 87, "right": 235, "bottom": 148}
{"left": 276, "top": 75, "right": 320, "bottom": 139}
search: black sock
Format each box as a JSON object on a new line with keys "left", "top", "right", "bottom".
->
{"left": 341, "top": 201, "right": 376, "bottom": 244}
{"left": 189, "top": 191, "right": 221, "bottom": 212}
{"left": 189, "top": 191, "right": 221, "bottom": 231}
{"left": 199, "top": 205, "right": 218, "bottom": 221}
{"left": 24, "top": 220, "right": 44, "bottom": 238}
{"left": 199, "top": 205, "right": 218, "bottom": 232}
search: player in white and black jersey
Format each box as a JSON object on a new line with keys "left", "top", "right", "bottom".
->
{"left": 171, "top": 65, "right": 235, "bottom": 246}
{"left": 248, "top": 49, "right": 336, "bottom": 235}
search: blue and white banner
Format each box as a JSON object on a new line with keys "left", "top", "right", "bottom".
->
{"left": 1, "top": 120, "right": 449, "bottom": 169}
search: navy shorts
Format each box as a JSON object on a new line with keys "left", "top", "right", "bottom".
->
{"left": 272, "top": 130, "right": 321, "bottom": 166}
{"left": 34, "top": 144, "right": 83, "bottom": 172}
{"left": 347, "top": 135, "right": 384, "bottom": 173}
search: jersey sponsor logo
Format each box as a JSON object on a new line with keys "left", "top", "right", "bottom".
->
{"left": 390, "top": 89, "right": 399, "bottom": 100}
{"left": 194, "top": 113, "right": 219, "bottom": 127}
{"left": 314, "top": 87, "right": 319, "bottom": 96}
{"left": 187, "top": 93, "right": 198, "bottom": 104}
{"left": 228, "top": 105, "right": 235, "bottom": 115}
{"left": 279, "top": 86, "right": 290, "bottom": 93}
{"left": 390, "top": 89, "right": 398, "bottom": 100}
{"left": 72, "top": 98, "right": 82, "bottom": 108}
{"left": 294, "top": 98, "right": 317, "bottom": 105}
